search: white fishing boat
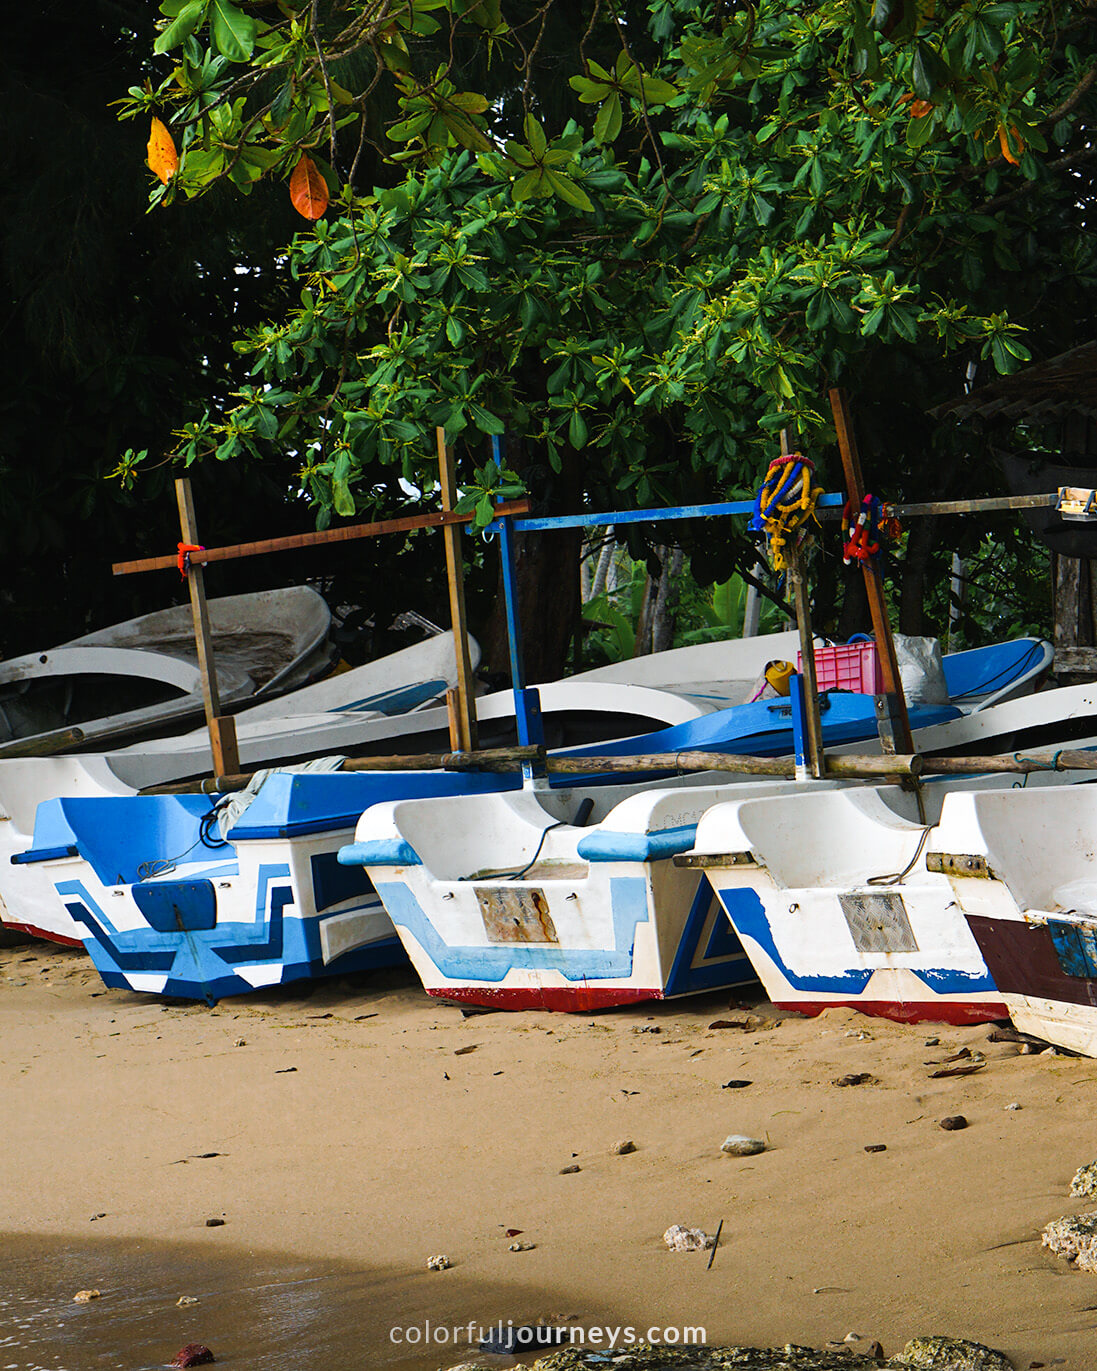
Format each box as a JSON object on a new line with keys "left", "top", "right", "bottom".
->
{"left": 680, "top": 782, "right": 1010, "bottom": 1025}
{"left": 927, "top": 785, "right": 1097, "bottom": 1056}
{"left": 0, "top": 586, "right": 336, "bottom": 753}
{"left": 338, "top": 779, "right": 831, "bottom": 1010}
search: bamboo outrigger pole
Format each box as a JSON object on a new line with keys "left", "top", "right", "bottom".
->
{"left": 141, "top": 743, "right": 1097, "bottom": 797}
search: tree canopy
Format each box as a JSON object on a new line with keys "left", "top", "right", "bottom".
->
{"left": 113, "top": 0, "right": 1097, "bottom": 659}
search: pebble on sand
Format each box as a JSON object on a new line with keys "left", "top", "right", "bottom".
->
{"left": 612, "top": 1139, "right": 637, "bottom": 1155}
{"left": 1070, "top": 1160, "right": 1097, "bottom": 1197}
{"left": 204, "top": 1218, "right": 226, "bottom": 1227}
{"left": 721, "top": 1134, "right": 766, "bottom": 1156}
{"left": 559, "top": 1164, "right": 581, "bottom": 1174}
{"left": 426, "top": 1254, "right": 452, "bottom": 1271}
{"left": 177, "top": 1296, "right": 200, "bottom": 1307}
{"left": 663, "top": 1224, "right": 716, "bottom": 1252}
{"left": 509, "top": 1240, "right": 536, "bottom": 1251}
{"left": 73, "top": 1289, "right": 101, "bottom": 1303}
{"left": 939, "top": 1115, "right": 968, "bottom": 1131}
{"left": 1043, "top": 1210, "right": 1097, "bottom": 1271}
{"left": 170, "top": 1345, "right": 216, "bottom": 1368}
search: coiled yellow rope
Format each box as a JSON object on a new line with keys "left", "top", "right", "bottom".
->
{"left": 750, "top": 454, "right": 822, "bottom": 570}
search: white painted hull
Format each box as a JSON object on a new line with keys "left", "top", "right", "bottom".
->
{"left": 687, "top": 784, "right": 1008, "bottom": 1025}
{"left": 341, "top": 780, "right": 820, "bottom": 1011}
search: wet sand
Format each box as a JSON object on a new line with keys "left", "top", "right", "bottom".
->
{"left": 4, "top": 941, "right": 1097, "bottom": 1370}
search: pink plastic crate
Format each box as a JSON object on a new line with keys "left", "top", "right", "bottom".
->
{"left": 797, "top": 640, "right": 883, "bottom": 694}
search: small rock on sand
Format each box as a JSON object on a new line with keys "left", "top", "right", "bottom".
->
{"left": 1071, "top": 1161, "right": 1097, "bottom": 1197}
{"left": 1043, "top": 1210, "right": 1097, "bottom": 1270}
{"left": 611, "top": 1139, "right": 636, "bottom": 1155}
{"left": 170, "top": 1346, "right": 216, "bottom": 1368}
{"left": 722, "top": 1134, "right": 766, "bottom": 1156}
{"left": 939, "top": 1115, "right": 968, "bottom": 1131}
{"left": 559, "top": 1164, "right": 581, "bottom": 1174}
{"left": 891, "top": 1334, "right": 1015, "bottom": 1369}
{"left": 833, "top": 1073, "right": 874, "bottom": 1087}
{"left": 73, "top": 1290, "right": 100, "bottom": 1303}
{"left": 663, "top": 1224, "right": 716, "bottom": 1252}
{"left": 177, "top": 1296, "right": 200, "bottom": 1307}
{"left": 426, "top": 1254, "right": 452, "bottom": 1271}
{"left": 508, "top": 1240, "right": 536, "bottom": 1251}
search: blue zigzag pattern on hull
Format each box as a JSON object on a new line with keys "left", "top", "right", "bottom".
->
{"left": 376, "top": 875, "right": 652, "bottom": 983}
{"left": 715, "top": 886, "right": 996, "bottom": 995}
{"left": 58, "top": 864, "right": 405, "bottom": 1002}
{"left": 663, "top": 880, "right": 754, "bottom": 998}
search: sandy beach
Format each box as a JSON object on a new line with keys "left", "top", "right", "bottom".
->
{"left": 3, "top": 939, "right": 1097, "bottom": 1371}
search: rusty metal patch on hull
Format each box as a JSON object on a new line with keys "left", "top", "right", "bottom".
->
{"left": 839, "top": 891, "right": 918, "bottom": 954}
{"left": 476, "top": 887, "right": 559, "bottom": 944}
{"left": 926, "top": 852, "right": 992, "bottom": 878}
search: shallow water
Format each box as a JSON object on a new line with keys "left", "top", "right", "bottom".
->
{"left": 0, "top": 1234, "right": 522, "bottom": 1371}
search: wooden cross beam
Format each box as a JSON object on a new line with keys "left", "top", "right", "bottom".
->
{"left": 115, "top": 454, "right": 528, "bottom": 766}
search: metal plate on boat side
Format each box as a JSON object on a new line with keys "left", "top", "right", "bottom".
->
{"left": 476, "top": 887, "right": 559, "bottom": 944}
{"left": 839, "top": 891, "right": 918, "bottom": 954}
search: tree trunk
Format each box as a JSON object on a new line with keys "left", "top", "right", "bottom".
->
{"left": 482, "top": 525, "right": 582, "bottom": 684}
{"left": 898, "top": 514, "right": 938, "bottom": 636}
{"left": 651, "top": 547, "right": 685, "bottom": 653}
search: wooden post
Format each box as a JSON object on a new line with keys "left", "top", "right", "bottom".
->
{"left": 436, "top": 429, "right": 479, "bottom": 752}
{"left": 175, "top": 478, "right": 240, "bottom": 777}
{"left": 780, "top": 430, "right": 825, "bottom": 779}
{"left": 829, "top": 388, "right": 914, "bottom": 754}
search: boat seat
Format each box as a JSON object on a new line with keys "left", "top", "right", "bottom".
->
{"left": 732, "top": 787, "right": 928, "bottom": 889}
{"left": 936, "top": 787, "right": 1097, "bottom": 911}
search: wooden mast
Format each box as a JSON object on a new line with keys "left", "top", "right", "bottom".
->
{"left": 829, "top": 388, "right": 914, "bottom": 754}
{"left": 175, "top": 478, "right": 241, "bottom": 778}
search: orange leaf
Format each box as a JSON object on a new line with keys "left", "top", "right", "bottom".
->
{"left": 998, "top": 124, "right": 1023, "bottom": 165}
{"left": 290, "top": 154, "right": 329, "bottom": 221}
{"left": 909, "top": 99, "right": 933, "bottom": 118}
{"left": 147, "top": 117, "right": 178, "bottom": 184}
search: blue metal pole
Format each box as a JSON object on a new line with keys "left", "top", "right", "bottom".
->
{"left": 788, "top": 672, "right": 810, "bottom": 782}
{"left": 492, "top": 437, "right": 544, "bottom": 769}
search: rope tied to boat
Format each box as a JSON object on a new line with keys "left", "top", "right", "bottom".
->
{"left": 750, "top": 454, "right": 821, "bottom": 570}
{"left": 841, "top": 495, "right": 901, "bottom": 566}
{"left": 177, "top": 542, "right": 205, "bottom": 577}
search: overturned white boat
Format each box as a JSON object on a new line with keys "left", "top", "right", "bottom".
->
{"left": 0, "top": 586, "right": 336, "bottom": 753}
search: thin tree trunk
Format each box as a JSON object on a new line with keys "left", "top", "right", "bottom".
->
{"left": 651, "top": 547, "right": 685, "bottom": 653}
{"left": 483, "top": 526, "right": 582, "bottom": 684}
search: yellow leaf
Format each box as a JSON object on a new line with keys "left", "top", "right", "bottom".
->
{"left": 147, "top": 117, "right": 178, "bottom": 184}
{"left": 998, "top": 124, "right": 1023, "bottom": 165}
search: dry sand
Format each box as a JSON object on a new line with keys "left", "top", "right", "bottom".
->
{"left": 3, "top": 940, "right": 1097, "bottom": 1370}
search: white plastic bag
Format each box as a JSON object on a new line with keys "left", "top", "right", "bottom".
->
{"left": 893, "top": 634, "right": 950, "bottom": 705}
